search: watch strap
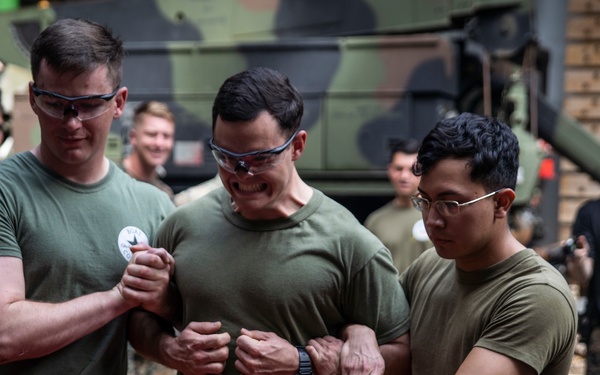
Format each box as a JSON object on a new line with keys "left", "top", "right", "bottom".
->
{"left": 296, "top": 346, "right": 313, "bottom": 375}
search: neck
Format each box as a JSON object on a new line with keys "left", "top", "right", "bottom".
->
{"left": 235, "top": 171, "right": 313, "bottom": 221}
{"left": 122, "top": 153, "right": 156, "bottom": 182}
{"left": 455, "top": 228, "right": 525, "bottom": 272}
{"left": 393, "top": 195, "right": 412, "bottom": 208}
{"left": 32, "top": 145, "right": 110, "bottom": 184}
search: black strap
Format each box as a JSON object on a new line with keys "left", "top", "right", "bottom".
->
{"left": 296, "top": 346, "right": 313, "bottom": 375}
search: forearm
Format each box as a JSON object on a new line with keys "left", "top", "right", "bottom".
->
{"left": 380, "top": 334, "right": 411, "bottom": 375}
{"left": 128, "top": 309, "right": 176, "bottom": 366}
{"left": 149, "top": 281, "right": 182, "bottom": 327}
{"left": 129, "top": 312, "right": 230, "bottom": 374}
{"left": 0, "top": 287, "right": 132, "bottom": 363}
{"left": 567, "top": 256, "right": 593, "bottom": 286}
{"left": 340, "top": 325, "right": 410, "bottom": 375}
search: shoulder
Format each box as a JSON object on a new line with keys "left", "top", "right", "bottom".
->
{"left": 0, "top": 152, "right": 31, "bottom": 172}
{"left": 162, "top": 188, "right": 222, "bottom": 223}
{"left": 518, "top": 250, "right": 575, "bottom": 298}
{"left": 315, "top": 190, "right": 361, "bottom": 222}
{"left": 364, "top": 201, "right": 394, "bottom": 227}
{"left": 111, "top": 165, "right": 174, "bottom": 208}
{"left": 317, "top": 192, "right": 378, "bottom": 238}
{"left": 0, "top": 153, "right": 40, "bottom": 188}
{"left": 576, "top": 199, "right": 600, "bottom": 216}
{"left": 400, "top": 248, "right": 452, "bottom": 291}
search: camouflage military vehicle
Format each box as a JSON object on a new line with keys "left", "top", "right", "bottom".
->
{"left": 1, "top": 0, "right": 599, "bottom": 226}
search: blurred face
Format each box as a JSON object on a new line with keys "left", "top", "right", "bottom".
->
{"left": 29, "top": 60, "right": 126, "bottom": 173}
{"left": 387, "top": 152, "right": 419, "bottom": 200}
{"left": 212, "top": 111, "right": 303, "bottom": 220}
{"left": 130, "top": 114, "right": 175, "bottom": 168}
{"left": 417, "top": 158, "right": 499, "bottom": 267}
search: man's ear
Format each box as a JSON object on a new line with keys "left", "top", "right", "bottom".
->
{"left": 28, "top": 82, "right": 40, "bottom": 115}
{"left": 113, "top": 87, "right": 128, "bottom": 119}
{"left": 494, "top": 188, "right": 516, "bottom": 219}
{"left": 291, "top": 130, "right": 307, "bottom": 161}
{"left": 129, "top": 128, "right": 138, "bottom": 145}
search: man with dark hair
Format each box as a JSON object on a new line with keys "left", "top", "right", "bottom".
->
{"left": 0, "top": 18, "right": 175, "bottom": 374}
{"left": 401, "top": 112, "right": 577, "bottom": 374}
{"left": 365, "top": 139, "right": 432, "bottom": 273}
{"left": 129, "top": 67, "right": 411, "bottom": 374}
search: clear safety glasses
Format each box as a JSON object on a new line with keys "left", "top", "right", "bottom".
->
{"left": 209, "top": 130, "right": 299, "bottom": 176}
{"left": 32, "top": 84, "right": 120, "bottom": 121}
{"left": 410, "top": 188, "right": 504, "bottom": 217}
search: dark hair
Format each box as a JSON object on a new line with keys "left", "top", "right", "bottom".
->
{"left": 212, "top": 67, "right": 303, "bottom": 136}
{"left": 413, "top": 113, "right": 519, "bottom": 191}
{"left": 389, "top": 138, "right": 420, "bottom": 162}
{"left": 30, "top": 18, "right": 124, "bottom": 88}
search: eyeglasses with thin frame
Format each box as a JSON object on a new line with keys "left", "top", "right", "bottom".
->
{"left": 209, "top": 129, "right": 299, "bottom": 176}
{"left": 410, "top": 188, "right": 505, "bottom": 217}
{"left": 32, "top": 84, "right": 120, "bottom": 121}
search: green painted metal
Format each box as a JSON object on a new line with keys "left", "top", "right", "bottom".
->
{"left": 3, "top": 0, "right": 596, "bottom": 221}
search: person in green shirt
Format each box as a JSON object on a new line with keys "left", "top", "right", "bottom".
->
{"left": 347, "top": 112, "right": 577, "bottom": 374}
{"left": 0, "top": 18, "right": 176, "bottom": 374}
{"left": 129, "top": 67, "right": 411, "bottom": 375}
{"left": 365, "top": 139, "right": 432, "bottom": 274}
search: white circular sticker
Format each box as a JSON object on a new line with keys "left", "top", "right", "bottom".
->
{"left": 412, "top": 219, "right": 430, "bottom": 242}
{"left": 117, "top": 226, "right": 149, "bottom": 261}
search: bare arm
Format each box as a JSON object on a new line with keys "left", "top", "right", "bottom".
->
{"left": 306, "top": 325, "right": 410, "bottom": 375}
{"left": 566, "top": 235, "right": 593, "bottom": 287}
{"left": 0, "top": 246, "right": 172, "bottom": 364}
{"left": 379, "top": 334, "right": 410, "bottom": 375}
{"left": 127, "top": 244, "right": 230, "bottom": 374}
{"left": 340, "top": 324, "right": 410, "bottom": 375}
{"left": 456, "top": 347, "right": 536, "bottom": 375}
{"left": 128, "top": 311, "right": 230, "bottom": 374}
{"left": 0, "top": 256, "right": 134, "bottom": 363}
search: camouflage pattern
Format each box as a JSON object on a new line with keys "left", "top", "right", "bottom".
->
{"left": 0, "top": 1, "right": 597, "bottom": 215}
{"left": 0, "top": 0, "right": 600, "bottom": 210}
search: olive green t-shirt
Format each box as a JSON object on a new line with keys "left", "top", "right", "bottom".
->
{"left": 156, "top": 188, "right": 410, "bottom": 374}
{"left": 365, "top": 201, "right": 432, "bottom": 273}
{"left": 401, "top": 248, "right": 577, "bottom": 375}
{"left": 0, "top": 152, "right": 175, "bottom": 374}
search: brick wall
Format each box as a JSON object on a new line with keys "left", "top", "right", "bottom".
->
{"left": 559, "top": 0, "right": 600, "bottom": 240}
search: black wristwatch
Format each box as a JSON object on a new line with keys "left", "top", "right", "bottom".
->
{"left": 296, "top": 346, "right": 313, "bottom": 375}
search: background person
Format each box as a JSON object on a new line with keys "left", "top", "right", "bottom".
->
{"left": 567, "top": 199, "right": 600, "bottom": 375}
{"left": 122, "top": 100, "right": 176, "bottom": 199}
{"left": 129, "top": 67, "right": 411, "bottom": 375}
{"left": 364, "top": 139, "right": 432, "bottom": 273}
{"left": 0, "top": 18, "right": 176, "bottom": 374}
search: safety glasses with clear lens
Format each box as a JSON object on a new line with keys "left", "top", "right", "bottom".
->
{"left": 32, "top": 84, "right": 120, "bottom": 121}
{"left": 209, "top": 129, "right": 299, "bottom": 176}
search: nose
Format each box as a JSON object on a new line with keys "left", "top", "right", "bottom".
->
{"left": 423, "top": 206, "right": 445, "bottom": 229}
{"left": 157, "top": 136, "right": 174, "bottom": 151}
{"left": 62, "top": 111, "right": 83, "bottom": 130}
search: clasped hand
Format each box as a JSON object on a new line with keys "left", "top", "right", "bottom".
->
{"left": 116, "top": 243, "right": 174, "bottom": 314}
